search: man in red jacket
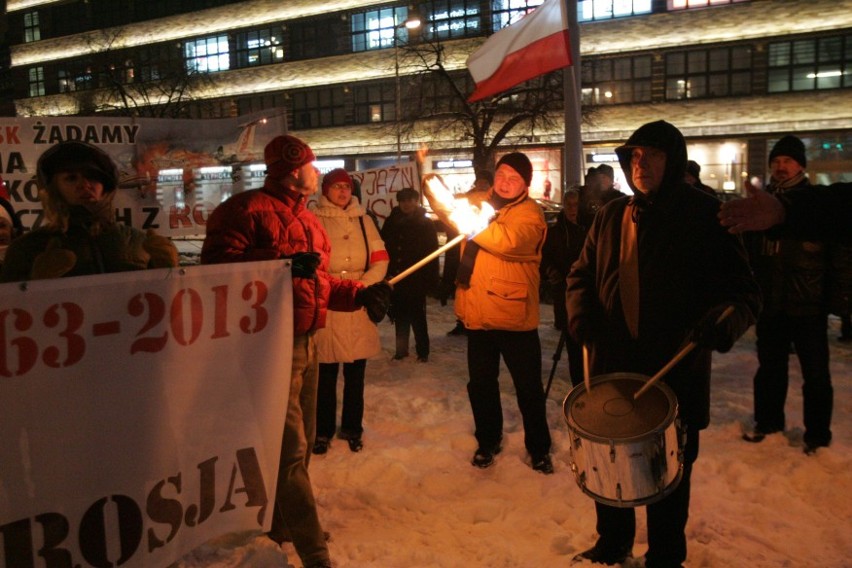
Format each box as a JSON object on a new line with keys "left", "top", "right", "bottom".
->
{"left": 201, "top": 134, "right": 390, "bottom": 568}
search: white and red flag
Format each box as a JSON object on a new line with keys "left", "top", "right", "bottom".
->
{"left": 466, "top": 0, "right": 572, "bottom": 103}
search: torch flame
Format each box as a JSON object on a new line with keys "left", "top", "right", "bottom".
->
{"left": 422, "top": 173, "right": 494, "bottom": 236}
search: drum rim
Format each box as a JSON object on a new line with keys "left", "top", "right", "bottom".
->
{"left": 576, "top": 464, "right": 684, "bottom": 508}
{"left": 561, "top": 373, "right": 679, "bottom": 443}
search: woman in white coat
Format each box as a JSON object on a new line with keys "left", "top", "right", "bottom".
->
{"left": 313, "top": 169, "right": 389, "bottom": 453}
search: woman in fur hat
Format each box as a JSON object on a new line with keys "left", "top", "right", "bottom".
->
{"left": 0, "top": 140, "right": 177, "bottom": 282}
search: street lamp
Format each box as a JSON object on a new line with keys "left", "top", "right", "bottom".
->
{"left": 395, "top": 10, "right": 421, "bottom": 163}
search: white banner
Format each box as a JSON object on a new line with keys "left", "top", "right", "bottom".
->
{"left": 0, "top": 261, "right": 293, "bottom": 568}
{"left": 349, "top": 162, "right": 420, "bottom": 224}
{"left": 0, "top": 111, "right": 287, "bottom": 238}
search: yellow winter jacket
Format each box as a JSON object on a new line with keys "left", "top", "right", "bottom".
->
{"left": 455, "top": 192, "right": 546, "bottom": 331}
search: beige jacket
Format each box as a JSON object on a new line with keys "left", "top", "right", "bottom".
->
{"left": 313, "top": 195, "right": 389, "bottom": 362}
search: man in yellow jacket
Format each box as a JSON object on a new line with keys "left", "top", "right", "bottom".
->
{"left": 452, "top": 152, "right": 553, "bottom": 474}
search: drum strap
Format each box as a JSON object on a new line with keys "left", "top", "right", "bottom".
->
{"left": 619, "top": 203, "right": 640, "bottom": 338}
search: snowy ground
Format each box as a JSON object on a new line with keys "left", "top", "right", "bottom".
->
{"left": 175, "top": 298, "right": 852, "bottom": 568}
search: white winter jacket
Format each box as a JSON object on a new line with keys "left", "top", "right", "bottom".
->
{"left": 314, "top": 195, "right": 389, "bottom": 363}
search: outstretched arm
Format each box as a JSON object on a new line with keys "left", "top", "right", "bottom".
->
{"left": 718, "top": 180, "right": 785, "bottom": 234}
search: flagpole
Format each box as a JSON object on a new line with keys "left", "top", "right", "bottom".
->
{"left": 563, "top": 0, "right": 583, "bottom": 193}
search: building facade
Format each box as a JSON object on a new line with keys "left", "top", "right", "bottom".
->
{"left": 4, "top": 0, "right": 852, "bottom": 198}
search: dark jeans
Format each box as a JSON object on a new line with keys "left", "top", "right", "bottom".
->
{"left": 393, "top": 294, "right": 430, "bottom": 359}
{"left": 316, "top": 360, "right": 366, "bottom": 440}
{"left": 466, "top": 329, "right": 551, "bottom": 457}
{"left": 593, "top": 428, "right": 699, "bottom": 568}
{"left": 754, "top": 312, "right": 833, "bottom": 445}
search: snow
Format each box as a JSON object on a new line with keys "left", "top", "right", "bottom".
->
{"left": 174, "top": 299, "right": 852, "bottom": 568}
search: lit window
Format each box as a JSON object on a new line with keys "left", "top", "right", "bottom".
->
{"left": 492, "top": 0, "right": 543, "bottom": 31}
{"left": 768, "top": 34, "right": 851, "bottom": 93}
{"left": 423, "top": 0, "right": 481, "bottom": 40}
{"left": 351, "top": 7, "right": 411, "bottom": 52}
{"left": 578, "top": 0, "right": 652, "bottom": 22}
{"left": 24, "top": 11, "right": 41, "bottom": 43}
{"left": 668, "top": 0, "right": 749, "bottom": 9}
{"left": 28, "top": 67, "right": 45, "bottom": 97}
{"left": 185, "top": 35, "right": 230, "bottom": 73}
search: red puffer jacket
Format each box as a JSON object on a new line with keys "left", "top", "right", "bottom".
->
{"left": 201, "top": 179, "right": 362, "bottom": 335}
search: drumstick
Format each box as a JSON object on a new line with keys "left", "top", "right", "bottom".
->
{"left": 583, "top": 344, "right": 591, "bottom": 393}
{"left": 633, "top": 305, "right": 736, "bottom": 400}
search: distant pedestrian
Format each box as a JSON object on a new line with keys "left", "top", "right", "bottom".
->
{"left": 381, "top": 187, "right": 439, "bottom": 362}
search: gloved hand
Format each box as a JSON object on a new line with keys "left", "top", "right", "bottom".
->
{"left": 143, "top": 229, "right": 179, "bottom": 268}
{"left": 546, "top": 267, "right": 565, "bottom": 287}
{"left": 355, "top": 281, "right": 393, "bottom": 323}
{"left": 283, "top": 251, "right": 321, "bottom": 279}
{"left": 31, "top": 238, "right": 77, "bottom": 280}
{"left": 689, "top": 303, "right": 740, "bottom": 353}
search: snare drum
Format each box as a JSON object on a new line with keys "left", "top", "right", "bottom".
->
{"left": 562, "top": 373, "right": 683, "bottom": 508}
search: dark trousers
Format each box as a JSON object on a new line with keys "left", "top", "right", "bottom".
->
{"left": 316, "top": 360, "right": 366, "bottom": 440}
{"left": 754, "top": 312, "right": 833, "bottom": 445}
{"left": 466, "top": 329, "right": 551, "bottom": 457}
{"left": 593, "top": 428, "right": 699, "bottom": 568}
{"left": 394, "top": 294, "right": 430, "bottom": 359}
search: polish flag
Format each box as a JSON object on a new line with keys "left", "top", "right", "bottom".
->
{"left": 466, "top": 0, "right": 572, "bottom": 103}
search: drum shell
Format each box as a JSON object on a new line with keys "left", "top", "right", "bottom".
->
{"left": 562, "top": 373, "right": 683, "bottom": 508}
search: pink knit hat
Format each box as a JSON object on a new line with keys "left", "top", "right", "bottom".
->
{"left": 321, "top": 168, "right": 353, "bottom": 196}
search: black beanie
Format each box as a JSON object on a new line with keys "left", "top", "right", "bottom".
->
{"left": 769, "top": 135, "right": 806, "bottom": 168}
{"left": 496, "top": 152, "right": 533, "bottom": 187}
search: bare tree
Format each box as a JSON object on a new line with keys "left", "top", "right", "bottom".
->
{"left": 397, "top": 37, "right": 588, "bottom": 176}
{"left": 69, "top": 28, "right": 215, "bottom": 118}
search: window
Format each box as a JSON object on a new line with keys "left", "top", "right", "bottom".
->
{"left": 28, "top": 67, "right": 45, "bottom": 97}
{"left": 768, "top": 34, "right": 852, "bottom": 93}
{"left": 668, "top": 0, "right": 748, "bottom": 9}
{"left": 351, "top": 7, "right": 412, "bottom": 52}
{"left": 422, "top": 0, "right": 481, "bottom": 41}
{"left": 185, "top": 35, "right": 230, "bottom": 73}
{"left": 24, "top": 11, "right": 41, "bottom": 42}
{"left": 235, "top": 28, "right": 284, "bottom": 67}
{"left": 578, "top": 0, "right": 652, "bottom": 22}
{"left": 582, "top": 55, "right": 652, "bottom": 104}
{"left": 491, "top": 0, "right": 543, "bottom": 31}
{"left": 665, "top": 45, "right": 751, "bottom": 100}
{"left": 291, "top": 87, "right": 346, "bottom": 129}
{"left": 288, "top": 17, "right": 343, "bottom": 60}
{"left": 353, "top": 81, "right": 396, "bottom": 124}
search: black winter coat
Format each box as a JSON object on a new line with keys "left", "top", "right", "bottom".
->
{"left": 567, "top": 120, "right": 761, "bottom": 429}
{"left": 381, "top": 205, "right": 439, "bottom": 299}
{"left": 746, "top": 177, "right": 828, "bottom": 317}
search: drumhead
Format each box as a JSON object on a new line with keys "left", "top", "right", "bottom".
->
{"left": 563, "top": 373, "right": 677, "bottom": 442}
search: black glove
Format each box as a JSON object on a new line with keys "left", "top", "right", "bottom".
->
{"left": 355, "top": 281, "right": 393, "bottom": 323}
{"left": 689, "top": 303, "right": 740, "bottom": 353}
{"left": 546, "top": 267, "right": 565, "bottom": 287}
{"left": 282, "top": 251, "right": 321, "bottom": 279}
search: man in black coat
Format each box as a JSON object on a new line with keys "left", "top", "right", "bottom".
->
{"left": 567, "top": 120, "right": 761, "bottom": 567}
{"left": 740, "top": 135, "right": 833, "bottom": 454}
{"left": 540, "top": 188, "right": 586, "bottom": 385}
{"left": 381, "top": 187, "right": 439, "bottom": 361}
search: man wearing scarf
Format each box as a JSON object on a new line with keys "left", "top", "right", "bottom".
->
{"left": 742, "top": 135, "right": 834, "bottom": 455}
{"left": 567, "top": 121, "right": 760, "bottom": 567}
{"left": 453, "top": 152, "right": 553, "bottom": 474}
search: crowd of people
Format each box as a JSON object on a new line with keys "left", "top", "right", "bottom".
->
{"left": 3, "top": 124, "right": 848, "bottom": 568}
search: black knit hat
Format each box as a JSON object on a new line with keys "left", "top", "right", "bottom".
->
{"left": 397, "top": 187, "right": 419, "bottom": 201}
{"left": 686, "top": 160, "right": 701, "bottom": 179}
{"left": 769, "top": 135, "right": 806, "bottom": 168}
{"left": 37, "top": 141, "right": 119, "bottom": 193}
{"left": 496, "top": 152, "right": 533, "bottom": 187}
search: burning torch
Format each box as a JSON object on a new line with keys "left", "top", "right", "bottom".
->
{"left": 387, "top": 173, "right": 494, "bottom": 286}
